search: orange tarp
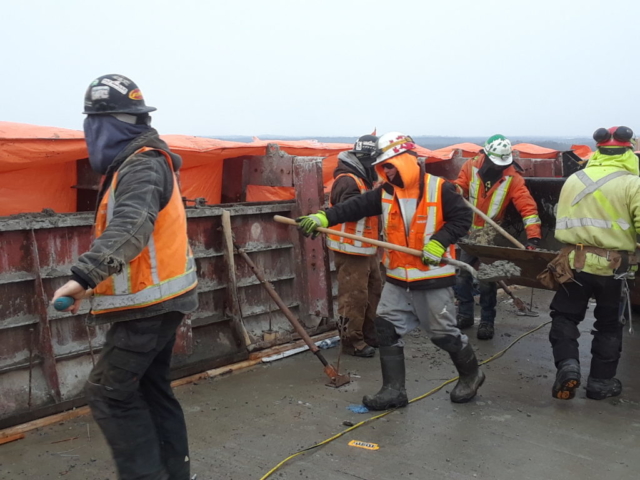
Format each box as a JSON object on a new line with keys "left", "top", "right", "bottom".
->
{"left": 571, "top": 144, "right": 592, "bottom": 159}
{"left": 431, "top": 143, "right": 482, "bottom": 159}
{"left": 0, "top": 122, "right": 353, "bottom": 216}
{"left": 246, "top": 185, "right": 295, "bottom": 202}
{"left": 512, "top": 143, "right": 559, "bottom": 159}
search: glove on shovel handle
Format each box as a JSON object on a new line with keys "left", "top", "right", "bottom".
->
{"left": 274, "top": 215, "right": 478, "bottom": 278}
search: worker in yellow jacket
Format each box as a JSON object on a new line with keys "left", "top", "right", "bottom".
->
{"left": 549, "top": 126, "right": 640, "bottom": 402}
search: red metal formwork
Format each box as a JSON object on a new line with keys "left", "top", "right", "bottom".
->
{"left": 0, "top": 146, "right": 337, "bottom": 428}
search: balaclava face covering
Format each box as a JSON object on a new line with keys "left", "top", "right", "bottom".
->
{"left": 478, "top": 149, "right": 508, "bottom": 191}
{"left": 83, "top": 114, "right": 152, "bottom": 174}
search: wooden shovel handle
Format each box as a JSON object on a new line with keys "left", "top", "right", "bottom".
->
{"left": 273, "top": 215, "right": 476, "bottom": 277}
{"left": 461, "top": 198, "right": 526, "bottom": 250}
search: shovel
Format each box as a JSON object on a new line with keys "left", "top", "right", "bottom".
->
{"left": 274, "top": 215, "right": 516, "bottom": 283}
{"left": 461, "top": 197, "right": 539, "bottom": 316}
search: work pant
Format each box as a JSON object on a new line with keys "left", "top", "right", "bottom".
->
{"left": 377, "top": 282, "right": 469, "bottom": 349}
{"left": 456, "top": 250, "right": 497, "bottom": 324}
{"left": 334, "top": 251, "right": 382, "bottom": 349}
{"left": 86, "top": 312, "right": 190, "bottom": 480}
{"left": 549, "top": 271, "right": 624, "bottom": 379}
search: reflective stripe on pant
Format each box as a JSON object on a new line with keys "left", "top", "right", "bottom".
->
{"left": 455, "top": 250, "right": 497, "bottom": 323}
{"left": 549, "top": 271, "right": 623, "bottom": 379}
{"left": 376, "top": 282, "right": 468, "bottom": 348}
{"left": 334, "top": 252, "right": 382, "bottom": 349}
{"left": 86, "top": 312, "right": 190, "bottom": 480}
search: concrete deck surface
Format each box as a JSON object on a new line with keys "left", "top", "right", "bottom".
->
{"left": 1, "top": 289, "right": 638, "bottom": 480}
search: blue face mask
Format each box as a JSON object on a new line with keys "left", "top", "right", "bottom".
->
{"left": 83, "top": 115, "right": 152, "bottom": 174}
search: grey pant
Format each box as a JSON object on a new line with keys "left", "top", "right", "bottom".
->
{"left": 377, "top": 282, "right": 468, "bottom": 348}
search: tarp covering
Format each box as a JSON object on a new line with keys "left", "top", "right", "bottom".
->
{"left": 571, "top": 144, "right": 593, "bottom": 160}
{"left": 512, "top": 143, "right": 559, "bottom": 159}
{"left": 246, "top": 185, "right": 295, "bottom": 202}
{"left": 431, "top": 143, "right": 482, "bottom": 159}
{"left": 0, "top": 122, "right": 352, "bottom": 216}
{"left": 0, "top": 121, "right": 593, "bottom": 215}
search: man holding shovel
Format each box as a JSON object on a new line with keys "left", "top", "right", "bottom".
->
{"left": 297, "top": 132, "right": 485, "bottom": 410}
{"left": 453, "top": 134, "right": 541, "bottom": 340}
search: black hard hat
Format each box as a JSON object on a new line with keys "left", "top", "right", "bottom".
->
{"left": 83, "top": 74, "right": 157, "bottom": 115}
{"left": 350, "top": 135, "right": 378, "bottom": 156}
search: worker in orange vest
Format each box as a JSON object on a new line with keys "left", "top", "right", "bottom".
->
{"left": 52, "top": 74, "right": 198, "bottom": 480}
{"left": 453, "top": 135, "right": 541, "bottom": 340}
{"left": 298, "top": 132, "right": 484, "bottom": 410}
{"left": 327, "top": 134, "right": 382, "bottom": 357}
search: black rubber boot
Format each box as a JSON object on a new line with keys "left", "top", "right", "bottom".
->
{"left": 362, "top": 346, "right": 408, "bottom": 410}
{"left": 353, "top": 345, "right": 376, "bottom": 358}
{"left": 449, "top": 344, "right": 485, "bottom": 403}
{"left": 586, "top": 376, "right": 622, "bottom": 400}
{"left": 456, "top": 314, "right": 474, "bottom": 329}
{"left": 477, "top": 322, "right": 494, "bottom": 340}
{"left": 551, "top": 359, "right": 581, "bottom": 400}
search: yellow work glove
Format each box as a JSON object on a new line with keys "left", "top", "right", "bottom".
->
{"left": 295, "top": 211, "right": 329, "bottom": 239}
{"left": 422, "top": 240, "right": 445, "bottom": 266}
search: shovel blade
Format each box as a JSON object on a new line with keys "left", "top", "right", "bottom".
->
{"left": 324, "top": 365, "right": 351, "bottom": 388}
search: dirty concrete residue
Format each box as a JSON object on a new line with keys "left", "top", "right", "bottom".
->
{"left": 465, "top": 224, "right": 498, "bottom": 246}
{"left": 478, "top": 260, "right": 521, "bottom": 281}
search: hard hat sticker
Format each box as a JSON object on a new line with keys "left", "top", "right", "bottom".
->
{"left": 348, "top": 440, "right": 379, "bottom": 450}
{"left": 129, "top": 89, "right": 143, "bottom": 100}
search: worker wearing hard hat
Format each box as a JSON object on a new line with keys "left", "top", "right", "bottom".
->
{"left": 51, "top": 74, "right": 197, "bottom": 480}
{"left": 545, "top": 126, "right": 640, "bottom": 401}
{"left": 453, "top": 135, "right": 541, "bottom": 340}
{"left": 327, "top": 134, "right": 382, "bottom": 358}
{"left": 297, "top": 132, "right": 484, "bottom": 410}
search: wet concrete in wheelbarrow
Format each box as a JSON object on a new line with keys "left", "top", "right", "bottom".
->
{"left": 1, "top": 289, "right": 639, "bottom": 480}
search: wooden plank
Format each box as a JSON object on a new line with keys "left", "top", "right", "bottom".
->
{"left": 0, "top": 433, "right": 25, "bottom": 445}
{"left": 221, "top": 210, "right": 252, "bottom": 347}
{"left": 29, "top": 229, "right": 61, "bottom": 403}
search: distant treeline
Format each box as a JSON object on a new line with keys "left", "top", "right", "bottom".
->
{"left": 215, "top": 135, "right": 595, "bottom": 151}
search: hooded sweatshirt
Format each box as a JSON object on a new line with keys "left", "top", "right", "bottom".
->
{"left": 330, "top": 151, "right": 377, "bottom": 205}
{"left": 555, "top": 148, "right": 640, "bottom": 276}
{"left": 71, "top": 128, "right": 198, "bottom": 325}
{"left": 324, "top": 152, "right": 471, "bottom": 290}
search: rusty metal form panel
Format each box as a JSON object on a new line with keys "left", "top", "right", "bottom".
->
{"left": 244, "top": 144, "right": 294, "bottom": 187}
{"left": 0, "top": 146, "right": 339, "bottom": 427}
{"left": 292, "top": 156, "right": 333, "bottom": 330}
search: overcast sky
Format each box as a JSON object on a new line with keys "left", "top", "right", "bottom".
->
{"left": 2, "top": 0, "right": 638, "bottom": 138}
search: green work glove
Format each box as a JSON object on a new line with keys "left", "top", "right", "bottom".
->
{"left": 422, "top": 240, "right": 446, "bottom": 266}
{"left": 296, "top": 211, "right": 329, "bottom": 239}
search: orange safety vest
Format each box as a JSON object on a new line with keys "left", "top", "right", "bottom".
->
{"left": 91, "top": 147, "right": 198, "bottom": 314}
{"left": 381, "top": 173, "right": 456, "bottom": 282}
{"left": 327, "top": 174, "right": 379, "bottom": 256}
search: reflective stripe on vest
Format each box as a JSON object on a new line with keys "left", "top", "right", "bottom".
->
{"left": 469, "top": 166, "right": 513, "bottom": 229}
{"left": 556, "top": 169, "right": 634, "bottom": 232}
{"left": 381, "top": 174, "right": 456, "bottom": 282}
{"left": 91, "top": 147, "right": 198, "bottom": 314}
{"left": 327, "top": 174, "right": 378, "bottom": 256}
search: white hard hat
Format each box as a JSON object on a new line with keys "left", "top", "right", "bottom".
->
{"left": 484, "top": 134, "right": 513, "bottom": 166}
{"left": 371, "top": 132, "right": 417, "bottom": 165}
